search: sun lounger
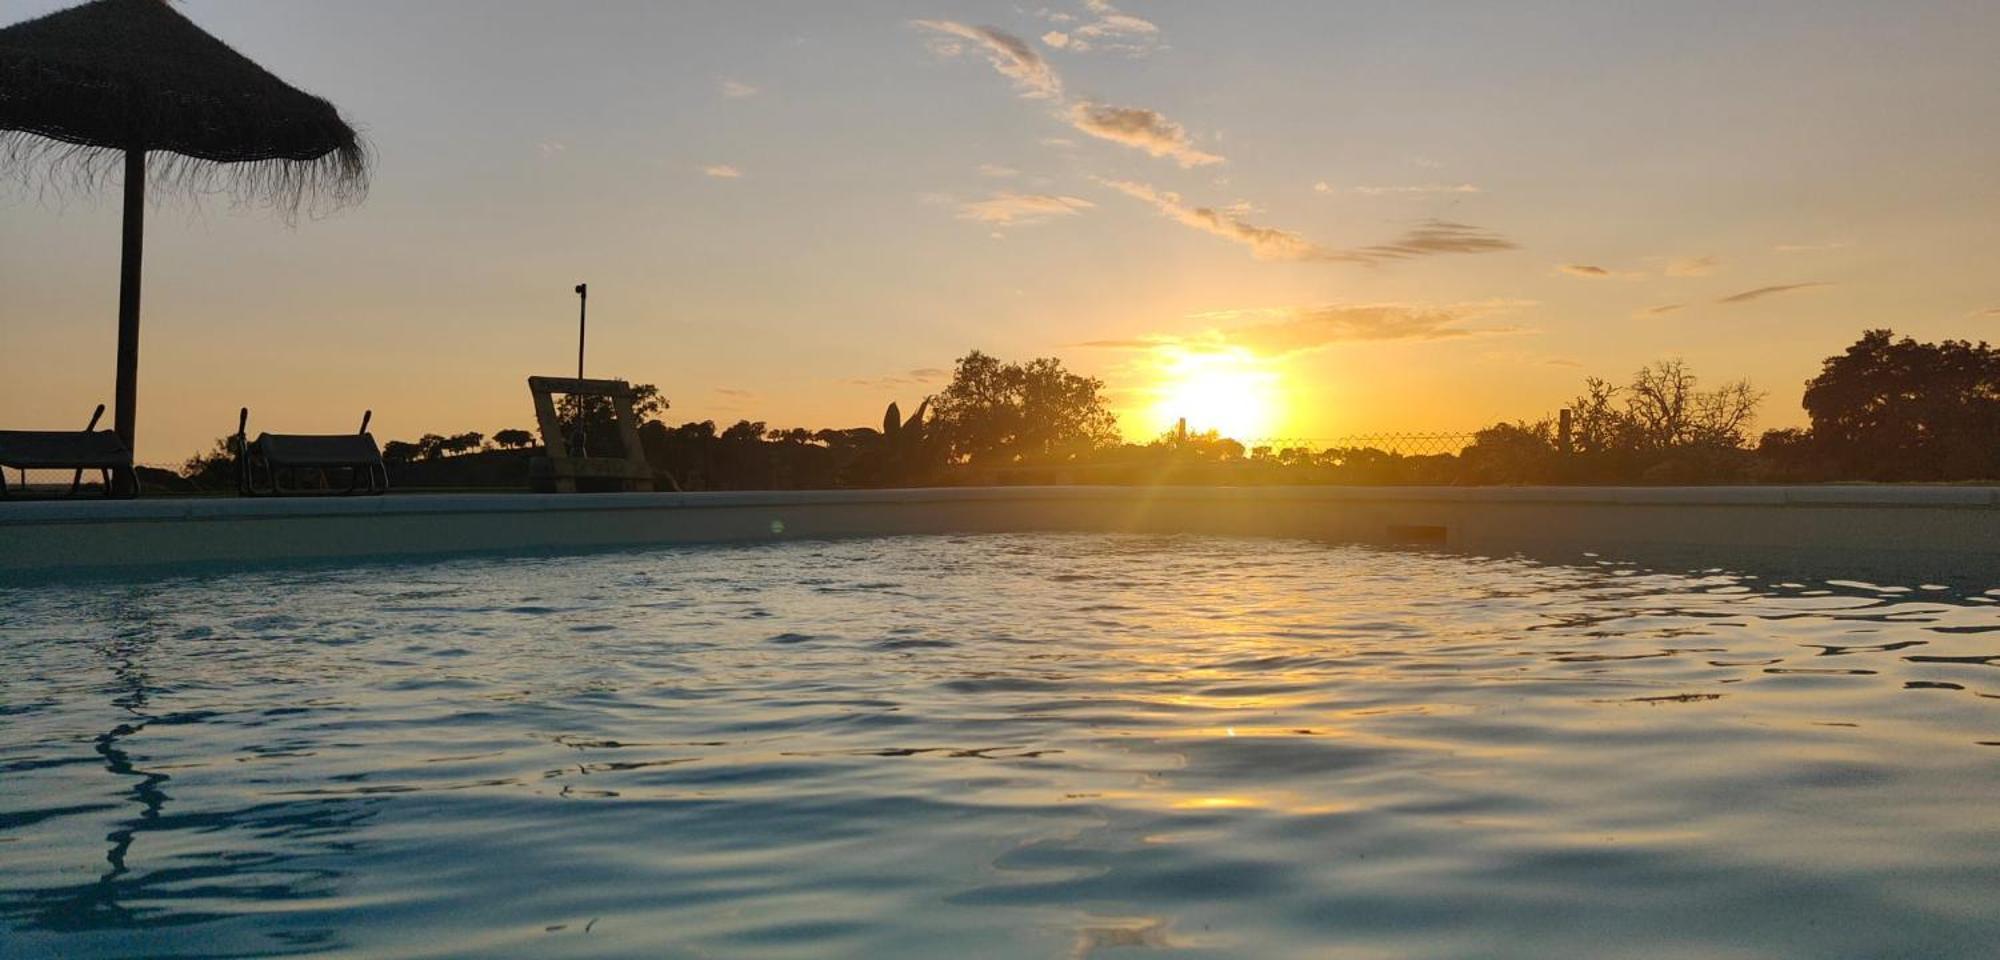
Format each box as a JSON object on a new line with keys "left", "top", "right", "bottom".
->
{"left": 0, "top": 404, "right": 137, "bottom": 498}
{"left": 236, "top": 408, "right": 388, "bottom": 496}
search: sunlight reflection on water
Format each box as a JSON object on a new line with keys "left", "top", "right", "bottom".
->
{"left": 2, "top": 534, "right": 1998, "bottom": 958}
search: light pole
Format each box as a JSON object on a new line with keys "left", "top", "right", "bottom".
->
{"left": 575, "top": 282, "right": 588, "bottom": 382}
{"left": 570, "top": 283, "right": 588, "bottom": 456}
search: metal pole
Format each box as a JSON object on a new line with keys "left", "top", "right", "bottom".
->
{"left": 570, "top": 283, "right": 588, "bottom": 457}
{"left": 575, "top": 283, "right": 587, "bottom": 382}
{"left": 114, "top": 149, "right": 146, "bottom": 456}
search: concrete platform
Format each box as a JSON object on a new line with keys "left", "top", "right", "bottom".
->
{"left": 3, "top": 485, "right": 1997, "bottom": 583}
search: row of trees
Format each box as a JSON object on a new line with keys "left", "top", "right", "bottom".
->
{"left": 177, "top": 330, "right": 2000, "bottom": 489}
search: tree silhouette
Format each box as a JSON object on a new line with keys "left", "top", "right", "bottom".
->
{"left": 1802, "top": 330, "right": 2000, "bottom": 480}
{"left": 929, "top": 351, "right": 1119, "bottom": 464}
{"left": 492, "top": 429, "right": 536, "bottom": 449}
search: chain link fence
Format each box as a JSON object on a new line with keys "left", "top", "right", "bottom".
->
{"left": 1238, "top": 433, "right": 1480, "bottom": 457}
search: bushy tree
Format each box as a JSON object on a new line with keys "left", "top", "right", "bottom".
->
{"left": 929, "top": 351, "right": 1119, "bottom": 463}
{"left": 1801, "top": 330, "right": 2000, "bottom": 480}
{"left": 493, "top": 428, "right": 537, "bottom": 449}
{"left": 1461, "top": 420, "right": 1558, "bottom": 483}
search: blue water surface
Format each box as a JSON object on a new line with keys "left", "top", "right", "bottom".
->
{"left": 2, "top": 534, "right": 1997, "bottom": 958}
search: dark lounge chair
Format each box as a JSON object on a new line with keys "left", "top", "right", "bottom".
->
{"left": 0, "top": 404, "right": 138, "bottom": 499}
{"left": 236, "top": 408, "right": 388, "bottom": 496}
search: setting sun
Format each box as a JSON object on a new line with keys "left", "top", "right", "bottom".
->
{"left": 1144, "top": 348, "right": 1284, "bottom": 442}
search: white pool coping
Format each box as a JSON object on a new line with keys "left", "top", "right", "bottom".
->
{"left": 3, "top": 485, "right": 1997, "bottom": 578}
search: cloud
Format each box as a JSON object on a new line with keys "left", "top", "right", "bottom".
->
{"left": 536, "top": 141, "right": 566, "bottom": 158}
{"left": 1038, "top": 1, "right": 1162, "bottom": 54}
{"left": 1716, "top": 281, "right": 1833, "bottom": 304}
{"left": 1101, "top": 179, "right": 1348, "bottom": 261}
{"left": 1352, "top": 220, "right": 1516, "bottom": 260}
{"left": 910, "top": 24, "right": 1198, "bottom": 165}
{"left": 1103, "top": 180, "right": 1514, "bottom": 265}
{"left": 1085, "top": 302, "right": 1529, "bottom": 359}
{"left": 1068, "top": 102, "right": 1223, "bottom": 167}
{"left": 718, "top": 78, "right": 759, "bottom": 99}
{"left": 1076, "top": 338, "right": 1165, "bottom": 349}
{"left": 713, "top": 387, "right": 757, "bottom": 399}
{"left": 1980, "top": 307, "right": 2000, "bottom": 317}
{"left": 1214, "top": 304, "right": 1516, "bottom": 356}
{"left": 844, "top": 369, "right": 949, "bottom": 388}
{"left": 1351, "top": 183, "right": 1481, "bottom": 196}
{"left": 1073, "top": 0, "right": 1160, "bottom": 50}
{"left": 1312, "top": 181, "right": 1331, "bottom": 193}
{"left": 702, "top": 164, "right": 742, "bottom": 179}
{"left": 1666, "top": 255, "right": 1718, "bottom": 277}
{"left": 956, "top": 192, "right": 1095, "bottom": 225}
{"left": 976, "top": 163, "right": 1019, "bottom": 178}
{"left": 1559, "top": 264, "right": 1611, "bottom": 277}
{"left": 913, "top": 21, "right": 1061, "bottom": 99}
{"left": 1545, "top": 358, "right": 1583, "bottom": 368}
{"left": 1636, "top": 303, "right": 1686, "bottom": 317}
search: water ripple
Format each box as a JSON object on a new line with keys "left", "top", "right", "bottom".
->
{"left": 2, "top": 534, "right": 1998, "bottom": 958}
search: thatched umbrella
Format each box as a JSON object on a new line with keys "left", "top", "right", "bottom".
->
{"left": 0, "top": 0, "right": 367, "bottom": 453}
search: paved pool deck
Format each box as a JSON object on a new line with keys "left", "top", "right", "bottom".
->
{"left": 3, "top": 485, "right": 1997, "bottom": 581}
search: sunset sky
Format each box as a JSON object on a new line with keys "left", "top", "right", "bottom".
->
{"left": 4, "top": 0, "right": 1998, "bottom": 463}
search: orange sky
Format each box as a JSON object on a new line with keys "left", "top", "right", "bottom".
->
{"left": 4, "top": 0, "right": 1998, "bottom": 463}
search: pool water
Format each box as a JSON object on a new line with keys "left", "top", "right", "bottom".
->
{"left": 2, "top": 534, "right": 1997, "bottom": 958}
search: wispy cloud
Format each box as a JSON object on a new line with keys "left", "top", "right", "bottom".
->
{"left": 703, "top": 164, "right": 743, "bottom": 179}
{"left": 1351, "top": 183, "right": 1481, "bottom": 196}
{"left": 718, "top": 78, "right": 759, "bottom": 99}
{"left": 1103, "top": 179, "right": 1513, "bottom": 264}
{"left": 536, "top": 141, "right": 566, "bottom": 158}
{"left": 913, "top": 21, "right": 1061, "bottom": 99}
{"left": 1352, "top": 220, "right": 1516, "bottom": 260}
{"left": 1636, "top": 303, "right": 1686, "bottom": 318}
{"left": 1038, "top": 0, "right": 1163, "bottom": 55}
{"left": 1210, "top": 303, "right": 1519, "bottom": 356}
{"left": 1558, "top": 263, "right": 1645, "bottom": 280}
{"left": 1068, "top": 102, "right": 1222, "bottom": 167}
{"left": 1716, "top": 281, "right": 1833, "bottom": 304}
{"left": 844, "top": 369, "right": 949, "bottom": 388}
{"left": 713, "top": 387, "right": 757, "bottom": 399}
{"left": 913, "top": 20, "right": 1207, "bottom": 167}
{"left": 976, "top": 163, "right": 1019, "bottom": 178}
{"left": 1101, "top": 179, "right": 1348, "bottom": 261}
{"left": 1084, "top": 301, "right": 1527, "bottom": 359}
{"left": 1666, "top": 255, "right": 1718, "bottom": 277}
{"left": 956, "top": 192, "right": 1095, "bottom": 225}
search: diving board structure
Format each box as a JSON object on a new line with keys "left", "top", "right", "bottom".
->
{"left": 527, "top": 376, "right": 656, "bottom": 493}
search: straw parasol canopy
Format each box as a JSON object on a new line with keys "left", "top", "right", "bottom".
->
{"left": 0, "top": 0, "right": 369, "bottom": 457}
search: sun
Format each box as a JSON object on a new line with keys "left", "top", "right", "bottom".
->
{"left": 1145, "top": 348, "right": 1282, "bottom": 442}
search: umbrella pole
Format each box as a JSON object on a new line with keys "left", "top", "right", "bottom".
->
{"left": 114, "top": 148, "right": 145, "bottom": 461}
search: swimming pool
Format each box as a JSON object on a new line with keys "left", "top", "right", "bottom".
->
{"left": 3, "top": 534, "right": 1997, "bottom": 958}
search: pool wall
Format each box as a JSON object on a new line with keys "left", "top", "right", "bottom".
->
{"left": 3, "top": 485, "right": 1997, "bottom": 578}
